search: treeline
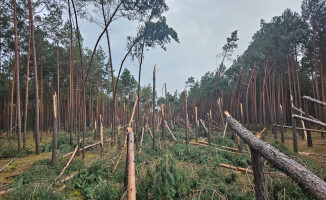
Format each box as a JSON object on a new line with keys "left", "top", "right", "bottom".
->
{"left": 0, "top": 0, "right": 179, "bottom": 154}
{"left": 181, "top": 0, "right": 326, "bottom": 133}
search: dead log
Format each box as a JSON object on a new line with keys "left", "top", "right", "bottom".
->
{"left": 0, "top": 158, "right": 16, "bottom": 173}
{"left": 164, "top": 120, "right": 177, "bottom": 141}
{"left": 225, "top": 111, "right": 326, "bottom": 200}
{"left": 198, "top": 141, "right": 248, "bottom": 152}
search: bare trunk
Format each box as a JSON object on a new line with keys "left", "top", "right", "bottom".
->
{"left": 28, "top": 0, "right": 40, "bottom": 154}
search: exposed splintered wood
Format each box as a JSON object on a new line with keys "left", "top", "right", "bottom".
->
{"left": 256, "top": 128, "right": 266, "bottom": 139}
{"left": 127, "top": 131, "right": 136, "bottom": 200}
{"left": 225, "top": 111, "right": 326, "bottom": 200}
{"left": 0, "top": 158, "right": 16, "bottom": 173}
{"left": 303, "top": 96, "right": 326, "bottom": 107}
{"left": 164, "top": 120, "right": 177, "bottom": 141}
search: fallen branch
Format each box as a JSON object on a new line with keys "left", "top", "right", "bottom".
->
{"left": 0, "top": 158, "right": 16, "bottom": 173}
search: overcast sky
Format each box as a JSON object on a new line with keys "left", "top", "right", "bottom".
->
{"left": 79, "top": 0, "right": 302, "bottom": 97}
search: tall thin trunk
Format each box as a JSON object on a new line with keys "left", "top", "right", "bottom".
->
{"left": 312, "top": 35, "right": 321, "bottom": 118}
{"left": 57, "top": 40, "right": 60, "bottom": 131}
{"left": 137, "top": 41, "right": 145, "bottom": 150}
{"left": 100, "top": 1, "right": 116, "bottom": 141}
{"left": 68, "top": 0, "right": 74, "bottom": 144}
{"left": 13, "top": 0, "right": 21, "bottom": 152}
{"left": 28, "top": 0, "right": 40, "bottom": 154}
{"left": 152, "top": 66, "right": 156, "bottom": 150}
{"left": 52, "top": 93, "right": 58, "bottom": 166}
{"left": 9, "top": 58, "right": 16, "bottom": 140}
{"left": 24, "top": 23, "right": 31, "bottom": 148}
{"left": 185, "top": 90, "right": 188, "bottom": 145}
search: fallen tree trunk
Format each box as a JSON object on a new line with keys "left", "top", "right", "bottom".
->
{"left": 219, "top": 163, "right": 283, "bottom": 176}
{"left": 164, "top": 120, "right": 177, "bottom": 141}
{"left": 303, "top": 96, "right": 326, "bottom": 107}
{"left": 273, "top": 124, "right": 326, "bottom": 133}
{"left": 225, "top": 111, "right": 326, "bottom": 200}
{"left": 0, "top": 158, "right": 16, "bottom": 173}
{"left": 191, "top": 142, "right": 242, "bottom": 155}
{"left": 198, "top": 141, "right": 248, "bottom": 152}
{"left": 199, "top": 119, "right": 208, "bottom": 133}
{"left": 62, "top": 142, "right": 101, "bottom": 158}
{"left": 299, "top": 152, "right": 326, "bottom": 158}
{"left": 292, "top": 114, "right": 326, "bottom": 128}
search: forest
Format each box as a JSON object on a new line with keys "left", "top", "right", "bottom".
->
{"left": 0, "top": 0, "right": 326, "bottom": 199}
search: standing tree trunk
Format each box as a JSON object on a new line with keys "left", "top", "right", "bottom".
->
{"left": 52, "top": 93, "right": 58, "bottom": 166}
{"left": 13, "top": 0, "right": 21, "bottom": 153}
{"left": 57, "top": 40, "right": 60, "bottom": 131}
{"left": 251, "top": 148, "right": 269, "bottom": 200}
{"left": 152, "top": 66, "right": 156, "bottom": 150}
{"left": 68, "top": 0, "right": 74, "bottom": 144}
{"left": 24, "top": 23, "right": 31, "bottom": 148}
{"left": 28, "top": 0, "right": 40, "bottom": 154}
{"left": 185, "top": 90, "right": 189, "bottom": 145}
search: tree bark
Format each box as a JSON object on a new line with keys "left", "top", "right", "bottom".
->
{"left": 127, "top": 131, "right": 136, "bottom": 200}
{"left": 28, "top": 0, "right": 40, "bottom": 154}
{"left": 250, "top": 148, "right": 269, "bottom": 200}
{"left": 152, "top": 66, "right": 156, "bottom": 150}
{"left": 52, "top": 93, "right": 58, "bottom": 166}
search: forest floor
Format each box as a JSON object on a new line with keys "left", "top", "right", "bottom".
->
{"left": 0, "top": 125, "right": 325, "bottom": 199}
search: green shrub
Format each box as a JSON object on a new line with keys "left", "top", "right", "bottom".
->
{"left": 92, "top": 181, "right": 119, "bottom": 200}
{"left": 0, "top": 145, "right": 17, "bottom": 158}
{"left": 137, "top": 155, "right": 196, "bottom": 200}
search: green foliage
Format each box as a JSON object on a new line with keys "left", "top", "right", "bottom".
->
{"left": 0, "top": 146, "right": 17, "bottom": 158}
{"left": 9, "top": 158, "right": 84, "bottom": 200}
{"left": 92, "top": 181, "right": 120, "bottom": 200}
{"left": 137, "top": 155, "right": 196, "bottom": 200}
